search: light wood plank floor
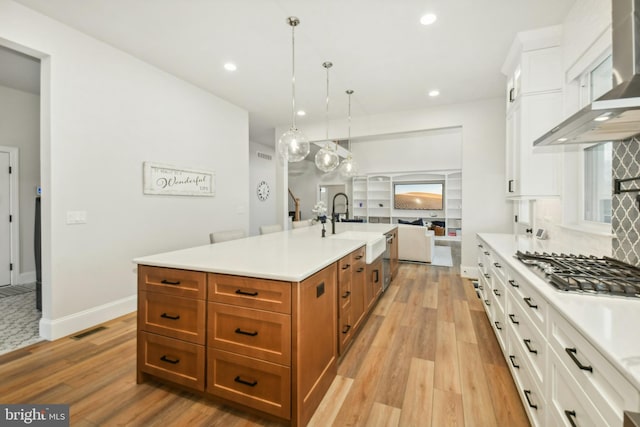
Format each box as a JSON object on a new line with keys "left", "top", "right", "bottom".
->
{"left": 0, "top": 244, "right": 529, "bottom": 426}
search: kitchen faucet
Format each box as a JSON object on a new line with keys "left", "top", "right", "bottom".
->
{"left": 331, "top": 192, "right": 349, "bottom": 234}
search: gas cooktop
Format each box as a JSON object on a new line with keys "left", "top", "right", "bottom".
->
{"left": 515, "top": 251, "right": 640, "bottom": 298}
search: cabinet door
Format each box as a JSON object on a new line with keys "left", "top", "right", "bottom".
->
{"left": 506, "top": 102, "right": 521, "bottom": 196}
{"left": 351, "top": 261, "right": 366, "bottom": 331}
{"left": 390, "top": 229, "right": 399, "bottom": 279}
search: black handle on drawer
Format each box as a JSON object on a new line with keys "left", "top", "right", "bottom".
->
{"left": 342, "top": 263, "right": 351, "bottom": 270}
{"left": 509, "top": 355, "right": 519, "bottom": 369}
{"left": 523, "top": 339, "right": 537, "bottom": 354}
{"left": 373, "top": 270, "right": 379, "bottom": 283}
{"left": 234, "top": 376, "right": 258, "bottom": 387}
{"left": 564, "top": 410, "right": 577, "bottom": 427}
{"left": 493, "top": 289, "right": 501, "bottom": 297}
{"left": 160, "top": 313, "right": 180, "bottom": 320}
{"left": 484, "top": 251, "right": 490, "bottom": 256}
{"left": 235, "top": 328, "right": 258, "bottom": 337}
{"left": 478, "top": 244, "right": 484, "bottom": 248}
{"left": 342, "top": 324, "right": 351, "bottom": 334}
{"left": 160, "top": 279, "right": 180, "bottom": 285}
{"left": 355, "top": 254, "right": 363, "bottom": 260}
{"left": 494, "top": 321, "right": 502, "bottom": 331}
{"left": 160, "top": 355, "right": 180, "bottom": 364}
{"left": 508, "top": 279, "right": 518, "bottom": 288}
{"left": 356, "top": 267, "right": 365, "bottom": 273}
{"left": 235, "top": 289, "right": 259, "bottom": 297}
{"left": 493, "top": 262, "right": 501, "bottom": 268}
{"left": 342, "top": 291, "right": 351, "bottom": 298}
{"left": 523, "top": 390, "right": 537, "bottom": 409}
{"left": 478, "top": 262, "right": 484, "bottom": 268}
{"left": 484, "top": 299, "right": 490, "bottom": 306}
{"left": 508, "top": 179, "right": 514, "bottom": 193}
{"left": 523, "top": 297, "right": 538, "bottom": 309}
{"left": 565, "top": 348, "right": 593, "bottom": 373}
{"left": 484, "top": 273, "right": 490, "bottom": 279}
{"left": 509, "top": 314, "right": 519, "bottom": 325}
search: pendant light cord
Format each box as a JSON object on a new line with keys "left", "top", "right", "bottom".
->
{"left": 346, "top": 89, "right": 354, "bottom": 152}
{"left": 291, "top": 22, "right": 297, "bottom": 129}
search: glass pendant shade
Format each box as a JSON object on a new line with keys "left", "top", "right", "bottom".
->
{"left": 278, "top": 127, "right": 309, "bottom": 162}
{"left": 315, "top": 143, "right": 340, "bottom": 172}
{"left": 339, "top": 154, "right": 359, "bottom": 178}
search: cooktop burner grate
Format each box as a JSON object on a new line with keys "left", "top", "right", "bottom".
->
{"left": 515, "top": 251, "right": 640, "bottom": 298}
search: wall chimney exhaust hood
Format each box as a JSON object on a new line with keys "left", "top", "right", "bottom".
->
{"left": 535, "top": 0, "right": 640, "bottom": 146}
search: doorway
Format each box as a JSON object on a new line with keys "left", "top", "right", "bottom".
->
{"left": 319, "top": 184, "right": 347, "bottom": 219}
{"left": 0, "top": 147, "right": 18, "bottom": 287}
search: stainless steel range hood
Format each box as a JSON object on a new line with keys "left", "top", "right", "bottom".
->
{"left": 534, "top": 0, "right": 640, "bottom": 146}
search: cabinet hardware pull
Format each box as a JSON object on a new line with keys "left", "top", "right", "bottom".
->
{"left": 565, "top": 348, "right": 593, "bottom": 372}
{"left": 478, "top": 244, "right": 484, "bottom": 248}
{"left": 357, "top": 267, "right": 365, "bottom": 273}
{"left": 523, "top": 297, "right": 538, "bottom": 309}
{"left": 484, "top": 273, "right": 490, "bottom": 279}
{"left": 509, "top": 314, "right": 519, "bottom": 325}
{"left": 342, "top": 263, "right": 351, "bottom": 270}
{"left": 160, "top": 279, "right": 180, "bottom": 285}
{"left": 484, "top": 251, "right": 490, "bottom": 256}
{"left": 355, "top": 255, "right": 363, "bottom": 260}
{"left": 493, "top": 289, "right": 501, "bottom": 297}
{"left": 494, "top": 321, "right": 502, "bottom": 330}
{"left": 160, "top": 355, "right": 180, "bottom": 364}
{"left": 523, "top": 339, "right": 537, "bottom": 354}
{"left": 235, "top": 328, "right": 258, "bottom": 337}
{"left": 484, "top": 299, "right": 490, "bottom": 306}
{"left": 342, "top": 324, "right": 351, "bottom": 334}
{"left": 508, "top": 179, "right": 514, "bottom": 193}
{"left": 508, "top": 279, "right": 518, "bottom": 288}
{"left": 234, "top": 376, "right": 258, "bottom": 387}
{"left": 509, "top": 88, "right": 515, "bottom": 103}
{"left": 564, "top": 410, "right": 577, "bottom": 427}
{"left": 478, "top": 262, "right": 484, "bottom": 267}
{"left": 493, "top": 262, "right": 501, "bottom": 268}
{"left": 478, "top": 285, "right": 483, "bottom": 290}
{"left": 373, "top": 270, "right": 379, "bottom": 283}
{"left": 509, "top": 355, "right": 519, "bottom": 369}
{"left": 235, "top": 289, "right": 259, "bottom": 297}
{"left": 342, "top": 291, "right": 351, "bottom": 298}
{"left": 523, "top": 390, "right": 537, "bottom": 409}
{"left": 160, "top": 313, "right": 180, "bottom": 320}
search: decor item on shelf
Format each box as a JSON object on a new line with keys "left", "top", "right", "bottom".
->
{"left": 339, "top": 89, "right": 359, "bottom": 178}
{"left": 315, "top": 62, "right": 340, "bottom": 172}
{"left": 277, "top": 16, "right": 310, "bottom": 163}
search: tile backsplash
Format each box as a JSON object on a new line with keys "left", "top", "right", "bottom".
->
{"left": 612, "top": 138, "right": 640, "bottom": 266}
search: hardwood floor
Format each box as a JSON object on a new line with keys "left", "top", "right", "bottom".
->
{"left": 0, "top": 245, "right": 529, "bottom": 426}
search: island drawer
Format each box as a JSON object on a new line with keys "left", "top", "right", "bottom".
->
{"left": 207, "top": 302, "right": 291, "bottom": 365}
{"left": 208, "top": 274, "right": 291, "bottom": 314}
{"left": 138, "top": 291, "right": 206, "bottom": 344}
{"left": 138, "top": 265, "right": 206, "bottom": 299}
{"left": 207, "top": 349, "right": 291, "bottom": 420}
{"left": 352, "top": 246, "right": 366, "bottom": 265}
{"left": 138, "top": 331, "right": 205, "bottom": 391}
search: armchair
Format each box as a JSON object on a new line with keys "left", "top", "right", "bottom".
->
{"left": 397, "top": 225, "right": 435, "bottom": 263}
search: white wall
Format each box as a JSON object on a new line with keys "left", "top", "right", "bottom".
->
{"left": 0, "top": 85, "right": 39, "bottom": 282}
{"left": 278, "top": 97, "right": 511, "bottom": 274}
{"left": 249, "top": 141, "right": 277, "bottom": 236}
{"left": 0, "top": 0, "right": 249, "bottom": 339}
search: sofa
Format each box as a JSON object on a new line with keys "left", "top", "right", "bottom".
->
{"left": 397, "top": 224, "right": 435, "bottom": 263}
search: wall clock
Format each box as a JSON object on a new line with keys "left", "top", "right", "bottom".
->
{"left": 257, "top": 180, "right": 270, "bottom": 201}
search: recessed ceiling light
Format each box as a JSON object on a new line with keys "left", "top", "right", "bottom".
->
{"left": 297, "top": 110, "right": 306, "bottom": 117}
{"left": 557, "top": 137, "right": 568, "bottom": 142}
{"left": 428, "top": 89, "right": 440, "bottom": 97}
{"left": 420, "top": 13, "right": 437, "bottom": 26}
{"left": 223, "top": 62, "right": 237, "bottom": 72}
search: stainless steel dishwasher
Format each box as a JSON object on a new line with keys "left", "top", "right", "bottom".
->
{"left": 382, "top": 232, "right": 393, "bottom": 291}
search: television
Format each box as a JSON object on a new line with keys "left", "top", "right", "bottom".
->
{"left": 393, "top": 181, "right": 444, "bottom": 210}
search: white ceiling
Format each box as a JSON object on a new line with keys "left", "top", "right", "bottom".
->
{"left": 11, "top": 0, "right": 576, "bottom": 145}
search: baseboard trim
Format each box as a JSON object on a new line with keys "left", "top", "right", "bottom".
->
{"left": 460, "top": 265, "right": 478, "bottom": 279}
{"left": 18, "top": 271, "right": 36, "bottom": 285}
{"left": 39, "top": 295, "right": 136, "bottom": 341}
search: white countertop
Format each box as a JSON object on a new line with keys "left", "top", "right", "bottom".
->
{"left": 478, "top": 233, "right": 640, "bottom": 391}
{"left": 134, "top": 223, "right": 396, "bottom": 282}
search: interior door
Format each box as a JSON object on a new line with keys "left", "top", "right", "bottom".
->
{"left": 0, "top": 151, "right": 11, "bottom": 286}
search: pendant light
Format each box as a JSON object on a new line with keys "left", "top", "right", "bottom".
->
{"left": 314, "top": 61, "right": 340, "bottom": 172}
{"left": 278, "top": 16, "right": 310, "bottom": 163}
{"left": 339, "top": 89, "right": 359, "bottom": 178}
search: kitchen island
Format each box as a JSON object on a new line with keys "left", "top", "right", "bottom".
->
{"left": 133, "top": 223, "right": 397, "bottom": 427}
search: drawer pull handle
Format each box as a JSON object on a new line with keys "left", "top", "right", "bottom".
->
{"left": 494, "top": 321, "right": 502, "bottom": 330}
{"left": 493, "top": 289, "right": 501, "bottom": 297}
{"left": 235, "top": 289, "right": 259, "bottom": 297}
{"left": 160, "top": 313, "right": 180, "bottom": 320}
{"left": 234, "top": 376, "right": 258, "bottom": 387}
{"left": 160, "top": 355, "right": 180, "bottom": 364}
{"left": 523, "top": 297, "right": 538, "bottom": 309}
{"left": 523, "top": 390, "right": 537, "bottom": 409}
{"left": 484, "top": 273, "right": 490, "bottom": 279}
{"left": 478, "top": 262, "right": 484, "bottom": 267}
{"left": 508, "top": 279, "right": 518, "bottom": 288}
{"left": 160, "top": 279, "right": 180, "bottom": 285}
{"left": 509, "top": 355, "right": 519, "bottom": 369}
{"left": 484, "top": 299, "right": 490, "bottom": 306}
{"left": 565, "top": 348, "right": 593, "bottom": 373}
{"left": 373, "top": 270, "right": 379, "bottom": 283}
{"left": 478, "top": 244, "right": 484, "bottom": 248}
{"left": 355, "top": 255, "right": 363, "bottom": 260}
{"left": 484, "top": 251, "right": 490, "bottom": 256}
{"left": 493, "top": 262, "right": 501, "bottom": 268}
{"left": 235, "top": 328, "right": 258, "bottom": 337}
{"left": 509, "top": 314, "right": 519, "bottom": 325}
{"left": 342, "top": 263, "right": 351, "bottom": 270}
{"left": 342, "top": 324, "right": 351, "bottom": 334}
{"left": 342, "top": 291, "right": 351, "bottom": 299}
{"left": 357, "top": 267, "right": 365, "bottom": 273}
{"left": 564, "top": 410, "right": 577, "bottom": 427}
{"left": 523, "top": 339, "right": 537, "bottom": 354}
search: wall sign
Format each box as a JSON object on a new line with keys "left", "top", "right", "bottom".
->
{"left": 143, "top": 162, "right": 215, "bottom": 196}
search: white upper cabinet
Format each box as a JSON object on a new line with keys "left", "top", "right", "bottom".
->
{"left": 502, "top": 26, "right": 564, "bottom": 199}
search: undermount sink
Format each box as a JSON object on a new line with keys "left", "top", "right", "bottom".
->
{"left": 329, "top": 231, "right": 386, "bottom": 264}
